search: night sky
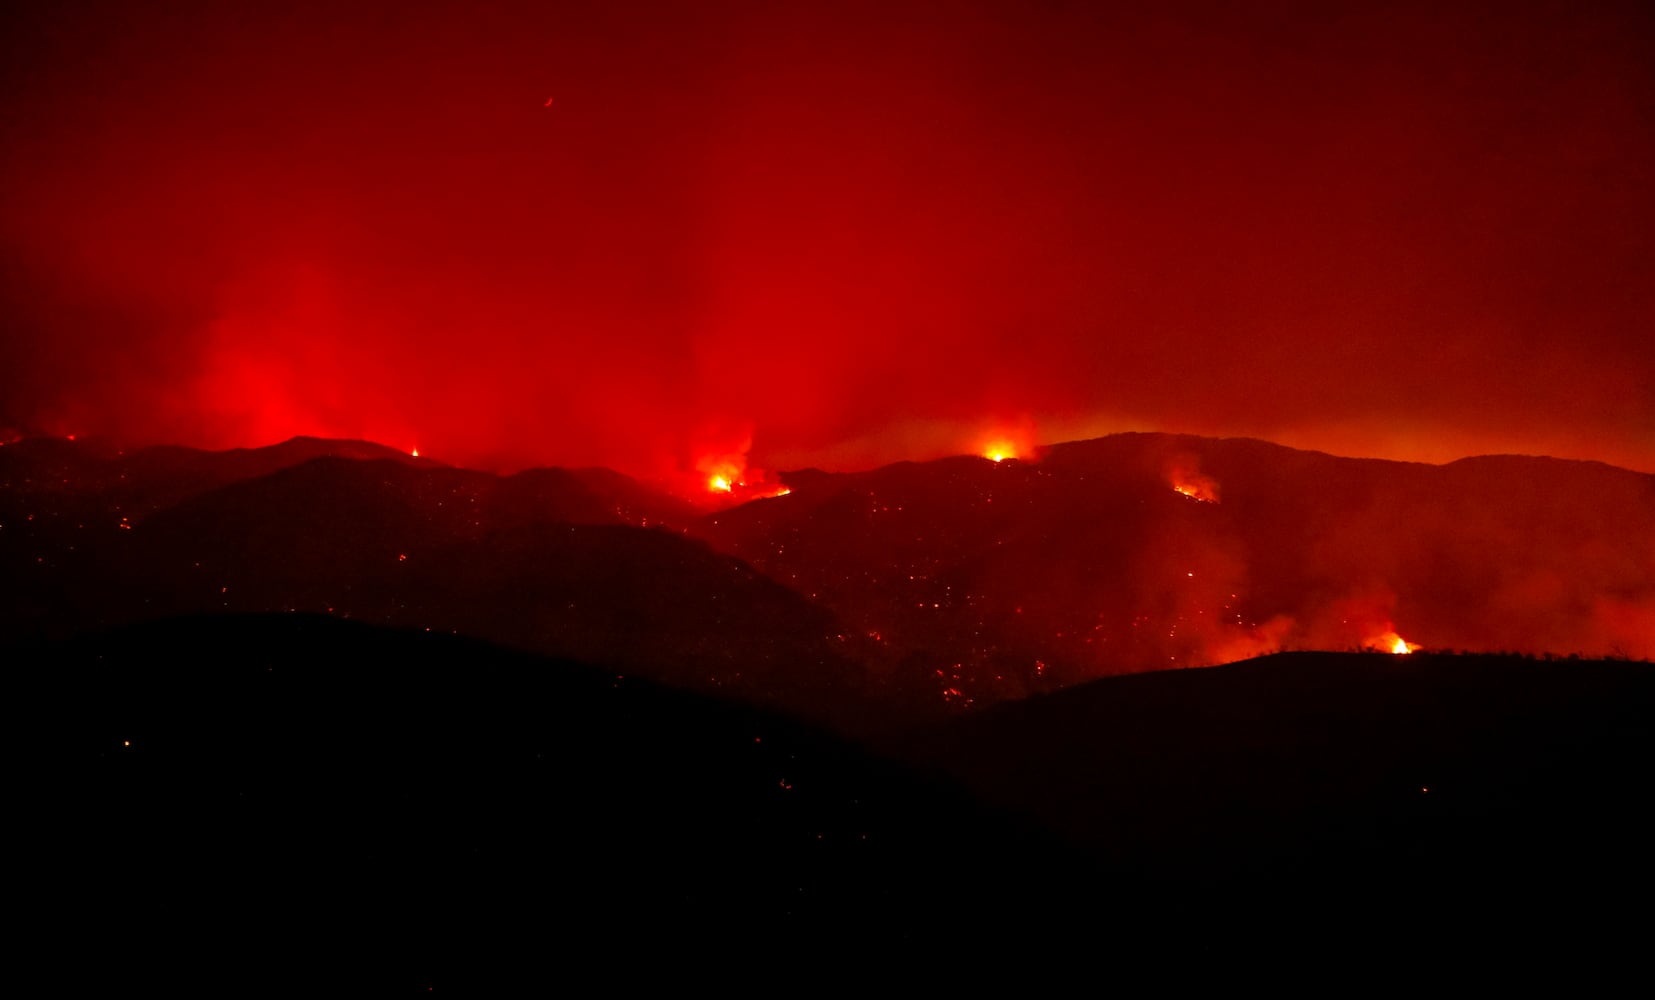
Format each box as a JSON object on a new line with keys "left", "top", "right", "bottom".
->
{"left": 3, "top": 0, "right": 1651, "bottom": 479}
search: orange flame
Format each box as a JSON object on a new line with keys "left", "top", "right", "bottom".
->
{"left": 982, "top": 441, "right": 1018, "bottom": 462}
{"left": 1172, "top": 481, "right": 1218, "bottom": 502}
{"left": 980, "top": 428, "right": 1040, "bottom": 463}
{"left": 692, "top": 448, "right": 789, "bottom": 501}
{"left": 1370, "top": 630, "right": 1420, "bottom": 654}
{"left": 974, "top": 417, "right": 1039, "bottom": 464}
{"left": 695, "top": 451, "right": 747, "bottom": 497}
{"left": 1166, "top": 453, "right": 1220, "bottom": 503}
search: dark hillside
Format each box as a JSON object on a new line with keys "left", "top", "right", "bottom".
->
{"left": 16, "top": 615, "right": 1076, "bottom": 988}
{"left": 917, "top": 650, "right": 1655, "bottom": 920}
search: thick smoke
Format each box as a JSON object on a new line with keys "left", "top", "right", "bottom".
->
{"left": 2, "top": 2, "right": 1653, "bottom": 478}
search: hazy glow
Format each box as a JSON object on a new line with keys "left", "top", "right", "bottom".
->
{"left": 1, "top": 3, "right": 1651, "bottom": 476}
{"left": 979, "top": 424, "right": 1038, "bottom": 465}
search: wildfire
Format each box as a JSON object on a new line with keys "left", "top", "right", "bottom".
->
{"left": 410, "top": 447, "right": 420, "bottom": 457}
{"left": 697, "top": 455, "right": 746, "bottom": 496}
{"left": 1167, "top": 454, "right": 1221, "bottom": 503}
{"left": 970, "top": 418, "right": 1040, "bottom": 465}
{"left": 981, "top": 440, "right": 1019, "bottom": 463}
{"left": 1370, "top": 630, "right": 1420, "bottom": 655}
{"left": 693, "top": 439, "right": 792, "bottom": 500}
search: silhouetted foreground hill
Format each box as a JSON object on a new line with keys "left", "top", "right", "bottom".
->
{"left": 18, "top": 615, "right": 1074, "bottom": 989}
{"left": 19, "top": 618, "right": 1655, "bottom": 985}
{"left": 916, "top": 650, "right": 1655, "bottom": 915}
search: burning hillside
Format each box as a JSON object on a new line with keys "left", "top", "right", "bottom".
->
{"left": 2, "top": 431, "right": 1651, "bottom": 721}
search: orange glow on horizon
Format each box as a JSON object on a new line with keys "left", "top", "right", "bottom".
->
{"left": 976, "top": 419, "right": 1039, "bottom": 465}
{"left": 1370, "top": 630, "right": 1420, "bottom": 655}
{"left": 980, "top": 435, "right": 1030, "bottom": 463}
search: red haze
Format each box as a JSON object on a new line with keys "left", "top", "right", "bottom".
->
{"left": 2, "top": 1, "right": 1652, "bottom": 477}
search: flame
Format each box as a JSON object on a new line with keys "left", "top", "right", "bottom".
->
{"left": 982, "top": 442, "right": 1016, "bottom": 462}
{"left": 686, "top": 425, "right": 789, "bottom": 501}
{"left": 975, "top": 419, "right": 1039, "bottom": 464}
{"left": 410, "top": 447, "right": 420, "bottom": 457}
{"left": 1370, "top": 630, "right": 1420, "bottom": 654}
{"left": 692, "top": 454, "right": 791, "bottom": 501}
{"left": 1167, "top": 453, "right": 1221, "bottom": 503}
{"left": 697, "top": 455, "right": 745, "bottom": 496}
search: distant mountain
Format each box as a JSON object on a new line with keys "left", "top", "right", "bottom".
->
{"left": 4, "top": 431, "right": 1651, "bottom": 725}
{"left": 0, "top": 434, "right": 694, "bottom": 524}
{"left": 1, "top": 435, "right": 420, "bottom": 515}
{"left": 3, "top": 451, "right": 859, "bottom": 721}
{"left": 694, "top": 432, "right": 1655, "bottom": 709}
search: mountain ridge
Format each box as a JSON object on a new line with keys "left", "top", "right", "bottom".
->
{"left": 5, "top": 429, "right": 1649, "bottom": 725}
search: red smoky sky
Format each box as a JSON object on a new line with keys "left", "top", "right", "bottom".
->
{"left": 2, "top": 1, "right": 1651, "bottom": 478}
